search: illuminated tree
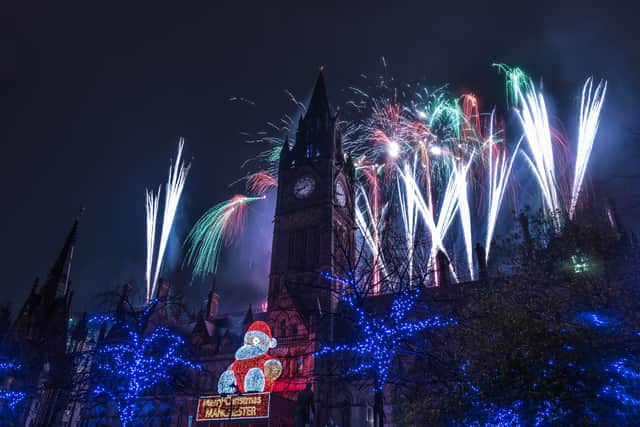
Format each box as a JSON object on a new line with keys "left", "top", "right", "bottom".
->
{"left": 396, "top": 209, "right": 640, "bottom": 426}
{"left": 0, "top": 358, "right": 26, "bottom": 425}
{"left": 92, "top": 325, "right": 199, "bottom": 427}
{"left": 316, "top": 273, "right": 455, "bottom": 426}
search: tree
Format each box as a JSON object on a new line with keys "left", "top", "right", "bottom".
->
{"left": 396, "top": 208, "right": 640, "bottom": 426}
{"left": 91, "top": 324, "right": 199, "bottom": 427}
{"left": 87, "top": 286, "right": 199, "bottom": 427}
{"left": 315, "top": 282, "right": 454, "bottom": 427}
{"left": 0, "top": 358, "right": 27, "bottom": 426}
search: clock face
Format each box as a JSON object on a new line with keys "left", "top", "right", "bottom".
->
{"left": 335, "top": 180, "right": 346, "bottom": 207}
{"left": 293, "top": 176, "right": 316, "bottom": 199}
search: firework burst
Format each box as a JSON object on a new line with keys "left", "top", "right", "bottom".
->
{"left": 191, "top": 63, "right": 606, "bottom": 290}
{"left": 184, "top": 194, "right": 265, "bottom": 279}
{"left": 246, "top": 170, "right": 278, "bottom": 196}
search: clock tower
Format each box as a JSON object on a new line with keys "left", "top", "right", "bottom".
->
{"left": 268, "top": 70, "right": 355, "bottom": 319}
{"left": 266, "top": 72, "right": 355, "bottom": 415}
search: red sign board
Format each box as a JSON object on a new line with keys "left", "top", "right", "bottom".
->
{"left": 196, "top": 392, "right": 270, "bottom": 421}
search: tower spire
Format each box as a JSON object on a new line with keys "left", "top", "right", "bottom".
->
{"left": 305, "top": 68, "right": 331, "bottom": 119}
{"left": 290, "top": 69, "right": 340, "bottom": 162}
{"left": 42, "top": 215, "right": 80, "bottom": 302}
{"left": 279, "top": 134, "right": 291, "bottom": 170}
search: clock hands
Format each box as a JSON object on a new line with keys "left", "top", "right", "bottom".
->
{"left": 294, "top": 176, "right": 315, "bottom": 198}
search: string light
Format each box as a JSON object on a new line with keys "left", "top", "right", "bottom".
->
{"left": 577, "top": 312, "right": 611, "bottom": 327}
{"left": 0, "top": 361, "right": 21, "bottom": 371}
{"left": 315, "top": 280, "right": 454, "bottom": 391}
{"left": 0, "top": 390, "right": 26, "bottom": 411}
{"left": 92, "top": 325, "right": 199, "bottom": 427}
{"left": 601, "top": 358, "right": 640, "bottom": 409}
{"left": 0, "top": 358, "right": 26, "bottom": 412}
{"left": 88, "top": 314, "right": 115, "bottom": 324}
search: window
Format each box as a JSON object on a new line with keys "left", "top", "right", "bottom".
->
{"left": 289, "top": 230, "right": 307, "bottom": 269}
{"left": 288, "top": 232, "right": 295, "bottom": 266}
{"left": 280, "top": 320, "right": 286, "bottom": 338}
{"left": 289, "top": 324, "right": 298, "bottom": 336}
{"left": 571, "top": 254, "right": 590, "bottom": 273}
{"left": 366, "top": 406, "right": 374, "bottom": 426}
{"left": 306, "top": 228, "right": 318, "bottom": 267}
{"left": 296, "top": 230, "right": 306, "bottom": 268}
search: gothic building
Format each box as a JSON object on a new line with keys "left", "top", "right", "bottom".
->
{"left": 171, "top": 71, "right": 364, "bottom": 426}
{"left": 265, "top": 71, "right": 364, "bottom": 425}
{"left": 8, "top": 72, "right": 372, "bottom": 427}
{"left": 10, "top": 219, "right": 79, "bottom": 426}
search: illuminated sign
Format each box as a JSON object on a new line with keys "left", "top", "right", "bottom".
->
{"left": 196, "top": 392, "right": 270, "bottom": 421}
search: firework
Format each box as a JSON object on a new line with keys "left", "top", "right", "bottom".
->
{"left": 484, "top": 129, "right": 520, "bottom": 261}
{"left": 355, "top": 188, "right": 387, "bottom": 292}
{"left": 355, "top": 162, "right": 388, "bottom": 293}
{"left": 148, "top": 139, "right": 191, "bottom": 302}
{"left": 398, "top": 165, "right": 459, "bottom": 284}
{"left": 184, "top": 195, "right": 265, "bottom": 278}
{"left": 569, "top": 77, "right": 607, "bottom": 219}
{"left": 210, "top": 63, "right": 606, "bottom": 290}
{"left": 496, "top": 64, "right": 562, "bottom": 228}
{"left": 247, "top": 170, "right": 278, "bottom": 196}
{"left": 462, "top": 93, "right": 481, "bottom": 138}
{"left": 145, "top": 187, "right": 160, "bottom": 302}
{"left": 397, "top": 158, "right": 420, "bottom": 287}
{"left": 454, "top": 157, "right": 475, "bottom": 280}
{"left": 428, "top": 94, "right": 463, "bottom": 138}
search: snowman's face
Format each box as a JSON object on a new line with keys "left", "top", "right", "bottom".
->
{"left": 235, "top": 331, "right": 270, "bottom": 360}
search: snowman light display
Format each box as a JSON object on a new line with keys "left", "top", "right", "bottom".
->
{"left": 218, "top": 321, "right": 283, "bottom": 394}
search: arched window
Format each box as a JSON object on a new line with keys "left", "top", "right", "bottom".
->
{"left": 279, "top": 320, "right": 286, "bottom": 338}
{"left": 366, "top": 405, "right": 374, "bottom": 426}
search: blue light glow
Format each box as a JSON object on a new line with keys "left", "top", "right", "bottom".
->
{"left": 600, "top": 357, "right": 640, "bottom": 410}
{"left": 315, "top": 279, "right": 454, "bottom": 391}
{"left": 0, "top": 358, "right": 26, "bottom": 412}
{"left": 92, "top": 325, "right": 199, "bottom": 426}
{"left": 577, "top": 312, "right": 612, "bottom": 327}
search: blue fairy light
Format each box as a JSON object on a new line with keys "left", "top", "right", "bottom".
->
{"left": 316, "top": 276, "right": 454, "bottom": 391}
{"left": 0, "top": 358, "right": 26, "bottom": 412}
{"left": 577, "top": 312, "right": 612, "bottom": 327}
{"left": 92, "top": 325, "right": 199, "bottom": 426}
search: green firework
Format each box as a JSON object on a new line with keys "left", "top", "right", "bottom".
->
{"left": 493, "top": 63, "right": 532, "bottom": 107}
{"left": 184, "top": 195, "right": 264, "bottom": 278}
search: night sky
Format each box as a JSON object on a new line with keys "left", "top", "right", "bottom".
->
{"left": 2, "top": 1, "right": 639, "bottom": 314}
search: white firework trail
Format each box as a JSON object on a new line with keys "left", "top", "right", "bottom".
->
{"left": 398, "top": 165, "right": 459, "bottom": 284}
{"left": 355, "top": 187, "right": 388, "bottom": 291}
{"left": 149, "top": 138, "right": 191, "bottom": 302}
{"left": 145, "top": 187, "right": 160, "bottom": 302}
{"left": 511, "top": 72, "right": 562, "bottom": 230}
{"left": 485, "top": 118, "right": 521, "bottom": 261}
{"left": 453, "top": 157, "right": 474, "bottom": 280}
{"left": 569, "top": 77, "right": 607, "bottom": 219}
{"left": 397, "top": 157, "right": 420, "bottom": 287}
{"left": 435, "top": 166, "right": 461, "bottom": 251}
